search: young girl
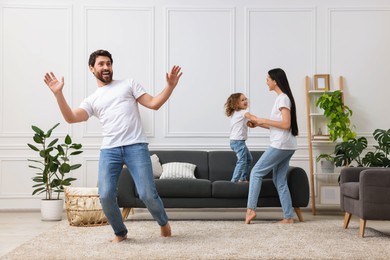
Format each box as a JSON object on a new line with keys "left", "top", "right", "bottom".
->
{"left": 224, "top": 93, "right": 257, "bottom": 183}
{"left": 245, "top": 68, "right": 298, "bottom": 224}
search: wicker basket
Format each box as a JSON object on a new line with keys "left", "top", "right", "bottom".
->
{"left": 64, "top": 187, "right": 108, "bottom": 227}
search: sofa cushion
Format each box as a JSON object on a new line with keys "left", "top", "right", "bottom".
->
{"left": 208, "top": 151, "right": 269, "bottom": 182}
{"left": 151, "top": 154, "right": 163, "bottom": 178}
{"left": 212, "top": 179, "right": 278, "bottom": 198}
{"left": 340, "top": 182, "right": 359, "bottom": 199}
{"left": 150, "top": 151, "right": 209, "bottom": 179}
{"left": 212, "top": 181, "right": 249, "bottom": 198}
{"left": 160, "top": 162, "right": 196, "bottom": 179}
{"left": 155, "top": 179, "right": 211, "bottom": 198}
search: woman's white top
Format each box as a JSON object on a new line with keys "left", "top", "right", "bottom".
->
{"left": 269, "top": 93, "right": 297, "bottom": 150}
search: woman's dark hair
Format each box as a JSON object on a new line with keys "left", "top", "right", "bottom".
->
{"left": 88, "top": 49, "right": 113, "bottom": 67}
{"left": 268, "top": 68, "right": 299, "bottom": 136}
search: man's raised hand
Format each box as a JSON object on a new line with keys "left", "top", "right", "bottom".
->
{"left": 44, "top": 72, "right": 64, "bottom": 95}
{"left": 166, "top": 65, "right": 183, "bottom": 89}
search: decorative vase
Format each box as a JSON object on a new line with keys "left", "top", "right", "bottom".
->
{"left": 321, "top": 160, "right": 335, "bottom": 173}
{"left": 41, "top": 199, "right": 64, "bottom": 221}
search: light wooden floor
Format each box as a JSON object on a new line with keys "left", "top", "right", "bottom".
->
{"left": 1, "top": 207, "right": 389, "bottom": 257}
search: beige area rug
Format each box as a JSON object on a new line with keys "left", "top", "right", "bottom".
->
{"left": 3, "top": 219, "right": 390, "bottom": 260}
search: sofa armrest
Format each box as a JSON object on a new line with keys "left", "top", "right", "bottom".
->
{"left": 287, "top": 166, "right": 309, "bottom": 207}
{"left": 359, "top": 169, "right": 390, "bottom": 220}
{"left": 117, "top": 167, "right": 137, "bottom": 208}
{"left": 360, "top": 169, "right": 390, "bottom": 203}
{"left": 340, "top": 167, "right": 369, "bottom": 184}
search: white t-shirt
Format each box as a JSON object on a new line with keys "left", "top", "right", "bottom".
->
{"left": 269, "top": 93, "right": 297, "bottom": 150}
{"left": 230, "top": 110, "right": 249, "bottom": 140}
{"left": 79, "top": 79, "right": 148, "bottom": 149}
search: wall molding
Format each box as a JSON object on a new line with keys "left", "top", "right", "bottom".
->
{"left": 164, "top": 7, "right": 236, "bottom": 137}
{"left": 0, "top": 4, "right": 73, "bottom": 137}
{"left": 327, "top": 7, "right": 390, "bottom": 73}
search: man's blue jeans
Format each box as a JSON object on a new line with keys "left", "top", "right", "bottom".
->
{"left": 230, "top": 140, "right": 253, "bottom": 182}
{"left": 98, "top": 143, "right": 168, "bottom": 237}
{"left": 247, "top": 146, "right": 295, "bottom": 219}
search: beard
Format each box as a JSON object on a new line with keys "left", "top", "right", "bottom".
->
{"left": 94, "top": 70, "right": 113, "bottom": 84}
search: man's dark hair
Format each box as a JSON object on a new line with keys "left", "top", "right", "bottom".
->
{"left": 88, "top": 49, "right": 113, "bottom": 67}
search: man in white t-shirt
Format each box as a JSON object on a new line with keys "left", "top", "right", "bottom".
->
{"left": 44, "top": 50, "right": 182, "bottom": 243}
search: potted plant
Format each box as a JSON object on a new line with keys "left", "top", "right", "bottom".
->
{"left": 27, "top": 123, "right": 83, "bottom": 221}
{"left": 317, "top": 129, "right": 390, "bottom": 169}
{"left": 315, "top": 90, "right": 356, "bottom": 142}
{"left": 316, "top": 154, "right": 335, "bottom": 173}
{"left": 315, "top": 90, "right": 357, "bottom": 172}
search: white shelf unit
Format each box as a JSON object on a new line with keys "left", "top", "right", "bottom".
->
{"left": 305, "top": 75, "right": 344, "bottom": 214}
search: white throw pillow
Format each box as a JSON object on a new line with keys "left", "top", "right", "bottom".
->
{"left": 160, "top": 162, "right": 197, "bottom": 179}
{"left": 150, "top": 154, "right": 163, "bottom": 178}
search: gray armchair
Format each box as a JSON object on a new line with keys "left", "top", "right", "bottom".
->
{"left": 340, "top": 167, "right": 390, "bottom": 237}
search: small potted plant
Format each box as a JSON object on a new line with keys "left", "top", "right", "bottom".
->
{"left": 316, "top": 154, "right": 335, "bottom": 173}
{"left": 27, "top": 123, "right": 83, "bottom": 221}
{"left": 315, "top": 90, "right": 356, "bottom": 142}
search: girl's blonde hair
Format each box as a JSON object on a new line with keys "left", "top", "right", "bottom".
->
{"left": 224, "top": 93, "right": 244, "bottom": 117}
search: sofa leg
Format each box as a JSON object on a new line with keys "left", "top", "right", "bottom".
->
{"left": 359, "top": 219, "right": 366, "bottom": 238}
{"left": 294, "top": 207, "right": 304, "bottom": 222}
{"left": 122, "top": 208, "right": 134, "bottom": 220}
{"left": 343, "top": 212, "right": 352, "bottom": 229}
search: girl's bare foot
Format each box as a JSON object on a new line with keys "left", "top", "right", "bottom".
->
{"left": 277, "top": 218, "right": 294, "bottom": 224}
{"left": 161, "top": 223, "right": 171, "bottom": 237}
{"left": 111, "top": 235, "right": 127, "bottom": 243}
{"left": 245, "top": 208, "right": 256, "bottom": 224}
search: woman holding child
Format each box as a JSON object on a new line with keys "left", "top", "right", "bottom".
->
{"left": 245, "top": 68, "right": 299, "bottom": 224}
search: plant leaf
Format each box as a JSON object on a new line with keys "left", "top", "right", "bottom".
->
{"left": 27, "top": 143, "right": 40, "bottom": 151}
{"left": 31, "top": 125, "right": 44, "bottom": 135}
{"left": 65, "top": 135, "right": 72, "bottom": 145}
{"left": 48, "top": 138, "right": 59, "bottom": 148}
{"left": 46, "top": 123, "right": 60, "bottom": 138}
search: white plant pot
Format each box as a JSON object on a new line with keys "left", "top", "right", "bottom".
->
{"left": 321, "top": 160, "right": 335, "bottom": 173}
{"left": 41, "top": 199, "right": 64, "bottom": 221}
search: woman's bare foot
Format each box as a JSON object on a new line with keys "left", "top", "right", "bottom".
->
{"left": 161, "top": 223, "right": 171, "bottom": 237}
{"left": 245, "top": 208, "right": 256, "bottom": 224}
{"left": 277, "top": 218, "right": 294, "bottom": 224}
{"left": 111, "top": 235, "right": 127, "bottom": 243}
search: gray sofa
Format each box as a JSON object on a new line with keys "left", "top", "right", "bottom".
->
{"left": 117, "top": 150, "right": 309, "bottom": 221}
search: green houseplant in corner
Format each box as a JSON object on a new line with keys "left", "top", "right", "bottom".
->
{"left": 28, "top": 123, "right": 83, "bottom": 221}
{"left": 315, "top": 90, "right": 357, "bottom": 172}
{"left": 362, "top": 128, "right": 390, "bottom": 167}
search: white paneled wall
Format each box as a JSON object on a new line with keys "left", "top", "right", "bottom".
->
{"left": 1, "top": 0, "right": 390, "bottom": 209}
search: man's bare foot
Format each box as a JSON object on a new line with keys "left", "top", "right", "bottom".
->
{"left": 111, "top": 235, "right": 127, "bottom": 243}
{"left": 238, "top": 180, "right": 249, "bottom": 183}
{"left": 277, "top": 218, "right": 294, "bottom": 224}
{"left": 161, "top": 223, "right": 171, "bottom": 237}
{"left": 245, "top": 208, "right": 256, "bottom": 224}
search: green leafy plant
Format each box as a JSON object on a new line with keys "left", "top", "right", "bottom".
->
{"left": 362, "top": 129, "right": 390, "bottom": 167}
{"left": 316, "top": 90, "right": 356, "bottom": 142}
{"left": 333, "top": 137, "right": 368, "bottom": 167}
{"left": 316, "top": 137, "right": 367, "bottom": 166}
{"left": 27, "top": 123, "right": 83, "bottom": 200}
{"left": 317, "top": 129, "right": 390, "bottom": 168}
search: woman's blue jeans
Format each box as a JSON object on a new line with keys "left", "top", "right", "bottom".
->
{"left": 247, "top": 147, "right": 295, "bottom": 219}
{"left": 230, "top": 140, "right": 253, "bottom": 182}
{"left": 98, "top": 143, "right": 168, "bottom": 237}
